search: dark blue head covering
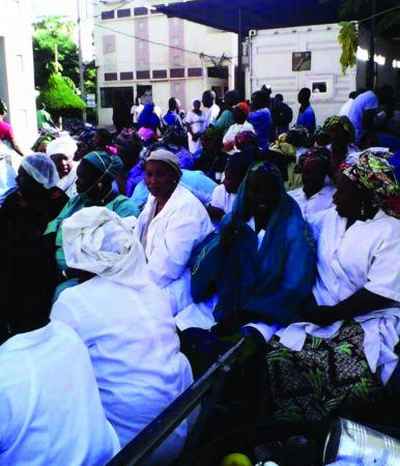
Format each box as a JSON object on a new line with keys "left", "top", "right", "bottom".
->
{"left": 137, "top": 103, "right": 160, "bottom": 131}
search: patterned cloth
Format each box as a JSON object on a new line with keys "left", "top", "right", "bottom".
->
{"left": 324, "top": 115, "right": 356, "bottom": 143}
{"left": 342, "top": 150, "right": 400, "bottom": 218}
{"left": 265, "top": 322, "right": 388, "bottom": 424}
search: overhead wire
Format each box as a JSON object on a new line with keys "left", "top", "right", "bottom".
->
{"left": 94, "top": 21, "right": 232, "bottom": 63}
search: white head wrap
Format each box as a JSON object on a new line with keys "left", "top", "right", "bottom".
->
{"left": 62, "top": 207, "right": 144, "bottom": 287}
{"left": 21, "top": 153, "right": 60, "bottom": 189}
{"left": 46, "top": 133, "right": 78, "bottom": 160}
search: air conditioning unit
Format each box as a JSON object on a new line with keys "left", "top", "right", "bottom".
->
{"left": 249, "top": 29, "right": 257, "bottom": 38}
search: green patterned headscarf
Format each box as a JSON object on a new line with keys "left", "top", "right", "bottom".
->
{"left": 342, "top": 150, "right": 400, "bottom": 218}
{"left": 84, "top": 151, "right": 124, "bottom": 179}
{"left": 324, "top": 115, "right": 355, "bottom": 143}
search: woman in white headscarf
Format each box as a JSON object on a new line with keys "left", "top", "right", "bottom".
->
{"left": 51, "top": 207, "right": 194, "bottom": 465}
{"left": 46, "top": 133, "right": 79, "bottom": 198}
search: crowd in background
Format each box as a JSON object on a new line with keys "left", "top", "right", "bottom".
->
{"left": 1, "top": 82, "right": 400, "bottom": 465}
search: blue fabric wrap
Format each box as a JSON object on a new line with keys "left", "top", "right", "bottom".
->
{"left": 137, "top": 103, "right": 160, "bottom": 130}
{"left": 191, "top": 163, "right": 316, "bottom": 326}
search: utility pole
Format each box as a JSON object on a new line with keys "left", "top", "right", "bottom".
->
{"left": 77, "top": 0, "right": 87, "bottom": 122}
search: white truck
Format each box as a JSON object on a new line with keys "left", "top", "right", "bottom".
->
{"left": 247, "top": 23, "right": 357, "bottom": 126}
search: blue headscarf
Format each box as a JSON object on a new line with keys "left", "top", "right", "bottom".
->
{"left": 137, "top": 103, "right": 160, "bottom": 131}
{"left": 191, "top": 162, "right": 316, "bottom": 326}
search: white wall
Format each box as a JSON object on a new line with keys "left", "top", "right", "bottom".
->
{"left": 249, "top": 24, "right": 357, "bottom": 126}
{"left": 0, "top": 0, "right": 37, "bottom": 148}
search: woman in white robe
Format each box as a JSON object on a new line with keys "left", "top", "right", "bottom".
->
{"left": 0, "top": 234, "right": 118, "bottom": 466}
{"left": 51, "top": 207, "right": 193, "bottom": 465}
{"left": 259, "top": 150, "right": 400, "bottom": 425}
{"left": 135, "top": 149, "right": 214, "bottom": 316}
{"left": 288, "top": 147, "right": 335, "bottom": 222}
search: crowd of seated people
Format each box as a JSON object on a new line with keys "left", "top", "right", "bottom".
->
{"left": 1, "top": 84, "right": 400, "bottom": 465}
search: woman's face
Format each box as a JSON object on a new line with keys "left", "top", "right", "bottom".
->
{"left": 51, "top": 154, "right": 72, "bottom": 178}
{"left": 245, "top": 171, "right": 281, "bottom": 219}
{"left": 333, "top": 174, "right": 367, "bottom": 219}
{"left": 144, "top": 161, "right": 178, "bottom": 200}
{"left": 16, "top": 167, "right": 44, "bottom": 197}
{"left": 76, "top": 159, "right": 105, "bottom": 200}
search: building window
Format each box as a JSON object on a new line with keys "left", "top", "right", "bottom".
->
{"left": 136, "top": 70, "right": 150, "bottom": 80}
{"left": 207, "top": 66, "right": 228, "bottom": 79}
{"left": 117, "top": 8, "right": 131, "bottom": 18}
{"left": 104, "top": 72, "right": 118, "bottom": 81}
{"left": 100, "top": 87, "right": 134, "bottom": 108}
{"left": 188, "top": 67, "right": 203, "bottom": 77}
{"left": 134, "top": 7, "right": 148, "bottom": 16}
{"left": 120, "top": 72, "right": 134, "bottom": 80}
{"left": 152, "top": 69, "right": 168, "bottom": 79}
{"left": 101, "top": 10, "right": 115, "bottom": 20}
{"left": 170, "top": 68, "right": 185, "bottom": 78}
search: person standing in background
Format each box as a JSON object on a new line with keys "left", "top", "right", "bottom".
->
{"left": 202, "top": 90, "right": 221, "bottom": 127}
{"left": 248, "top": 90, "right": 273, "bottom": 151}
{"left": 296, "top": 88, "right": 316, "bottom": 136}
{"left": 271, "top": 93, "right": 293, "bottom": 138}
{"left": 185, "top": 100, "right": 207, "bottom": 154}
{"left": 0, "top": 99, "right": 24, "bottom": 156}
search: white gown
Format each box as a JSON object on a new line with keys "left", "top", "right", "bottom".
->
{"left": 136, "top": 184, "right": 214, "bottom": 316}
{"left": 288, "top": 185, "right": 335, "bottom": 222}
{"left": 0, "top": 321, "right": 119, "bottom": 466}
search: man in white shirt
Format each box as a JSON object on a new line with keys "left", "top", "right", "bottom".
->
{"left": 347, "top": 89, "right": 380, "bottom": 143}
{"left": 202, "top": 90, "right": 221, "bottom": 127}
{"left": 339, "top": 90, "right": 358, "bottom": 117}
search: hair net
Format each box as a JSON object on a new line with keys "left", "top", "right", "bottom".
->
{"left": 62, "top": 207, "right": 145, "bottom": 287}
{"left": 84, "top": 151, "right": 124, "bottom": 179}
{"left": 46, "top": 133, "right": 78, "bottom": 160}
{"left": 21, "top": 153, "right": 60, "bottom": 189}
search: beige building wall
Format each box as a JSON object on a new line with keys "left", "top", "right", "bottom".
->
{"left": 0, "top": 0, "right": 37, "bottom": 147}
{"left": 94, "top": 0, "right": 236, "bottom": 127}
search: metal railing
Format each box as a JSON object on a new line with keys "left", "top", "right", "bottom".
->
{"left": 107, "top": 337, "right": 246, "bottom": 466}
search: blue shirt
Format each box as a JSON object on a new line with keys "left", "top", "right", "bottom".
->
{"left": 347, "top": 90, "right": 379, "bottom": 143}
{"left": 297, "top": 105, "right": 316, "bottom": 135}
{"left": 249, "top": 108, "right": 272, "bottom": 151}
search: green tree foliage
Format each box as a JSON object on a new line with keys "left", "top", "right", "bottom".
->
{"left": 33, "top": 16, "right": 80, "bottom": 89}
{"left": 337, "top": 0, "right": 400, "bottom": 74}
{"left": 338, "top": 22, "right": 358, "bottom": 74}
{"left": 39, "top": 73, "right": 85, "bottom": 118}
{"left": 84, "top": 60, "right": 97, "bottom": 95}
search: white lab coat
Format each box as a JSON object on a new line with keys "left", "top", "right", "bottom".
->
{"left": 0, "top": 321, "right": 119, "bottom": 466}
{"left": 288, "top": 185, "right": 336, "bottom": 222}
{"left": 310, "top": 208, "right": 400, "bottom": 306}
{"left": 51, "top": 276, "right": 193, "bottom": 464}
{"left": 136, "top": 184, "right": 214, "bottom": 316}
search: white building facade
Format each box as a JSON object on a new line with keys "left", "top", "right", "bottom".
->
{"left": 94, "top": 1, "right": 237, "bottom": 126}
{"left": 248, "top": 24, "right": 357, "bottom": 126}
{"left": 0, "top": 0, "right": 37, "bottom": 147}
